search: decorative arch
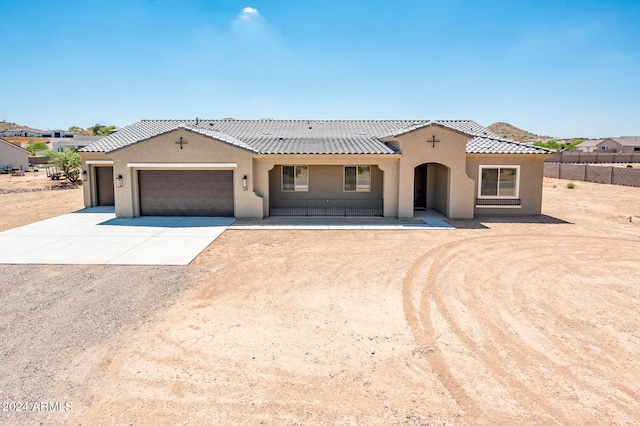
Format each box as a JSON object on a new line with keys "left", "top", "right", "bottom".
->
{"left": 414, "top": 162, "right": 450, "bottom": 216}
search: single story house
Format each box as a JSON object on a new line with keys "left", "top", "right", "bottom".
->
{"left": 0, "top": 127, "right": 74, "bottom": 138}
{"left": 577, "top": 137, "right": 640, "bottom": 153}
{"left": 78, "top": 119, "right": 553, "bottom": 219}
{"left": 600, "top": 137, "right": 640, "bottom": 153}
{"left": 0, "top": 137, "right": 30, "bottom": 172}
{"left": 51, "top": 136, "right": 104, "bottom": 152}
{"left": 575, "top": 139, "right": 604, "bottom": 153}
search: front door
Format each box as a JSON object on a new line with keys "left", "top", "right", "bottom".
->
{"left": 414, "top": 164, "right": 427, "bottom": 209}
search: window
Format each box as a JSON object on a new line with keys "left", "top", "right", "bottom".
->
{"left": 344, "top": 166, "right": 371, "bottom": 192}
{"left": 478, "top": 166, "right": 519, "bottom": 198}
{"left": 282, "top": 165, "right": 308, "bottom": 191}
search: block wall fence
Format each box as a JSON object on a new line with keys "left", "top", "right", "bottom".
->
{"left": 544, "top": 163, "right": 640, "bottom": 187}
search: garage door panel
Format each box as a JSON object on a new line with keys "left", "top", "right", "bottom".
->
{"left": 139, "top": 170, "right": 234, "bottom": 216}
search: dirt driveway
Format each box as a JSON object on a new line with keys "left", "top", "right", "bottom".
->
{"left": 1, "top": 177, "right": 639, "bottom": 425}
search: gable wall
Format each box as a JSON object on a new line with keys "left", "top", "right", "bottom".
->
{"left": 597, "top": 139, "right": 623, "bottom": 152}
{"left": 394, "top": 126, "right": 475, "bottom": 218}
{"left": 103, "top": 129, "right": 262, "bottom": 217}
{"left": 0, "top": 140, "right": 29, "bottom": 171}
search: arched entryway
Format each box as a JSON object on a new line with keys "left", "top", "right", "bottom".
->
{"left": 413, "top": 163, "right": 450, "bottom": 216}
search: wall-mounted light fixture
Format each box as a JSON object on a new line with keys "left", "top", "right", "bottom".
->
{"left": 116, "top": 175, "right": 123, "bottom": 187}
{"left": 242, "top": 175, "right": 248, "bottom": 190}
{"left": 81, "top": 170, "right": 88, "bottom": 181}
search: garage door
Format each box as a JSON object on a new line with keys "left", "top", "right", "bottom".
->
{"left": 95, "top": 166, "right": 114, "bottom": 206}
{"left": 138, "top": 170, "right": 234, "bottom": 216}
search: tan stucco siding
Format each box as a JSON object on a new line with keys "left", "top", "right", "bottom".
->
{"left": 269, "top": 165, "right": 383, "bottom": 202}
{"left": 79, "top": 152, "right": 113, "bottom": 209}
{"left": 104, "top": 129, "right": 263, "bottom": 218}
{"left": 393, "top": 126, "right": 475, "bottom": 218}
{"left": 466, "top": 154, "right": 550, "bottom": 215}
{"left": 254, "top": 155, "right": 400, "bottom": 217}
{"left": 432, "top": 163, "right": 449, "bottom": 214}
{"left": 597, "top": 139, "right": 623, "bottom": 152}
{"left": 0, "top": 141, "right": 29, "bottom": 171}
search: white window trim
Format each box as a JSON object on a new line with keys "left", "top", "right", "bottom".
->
{"left": 343, "top": 165, "right": 371, "bottom": 193}
{"left": 281, "top": 165, "right": 309, "bottom": 192}
{"left": 477, "top": 165, "right": 520, "bottom": 199}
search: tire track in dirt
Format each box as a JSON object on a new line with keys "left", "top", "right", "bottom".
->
{"left": 403, "top": 234, "right": 640, "bottom": 423}
{"left": 421, "top": 239, "right": 569, "bottom": 424}
{"left": 490, "top": 235, "right": 640, "bottom": 403}
{"left": 402, "top": 239, "right": 486, "bottom": 420}
{"left": 508, "top": 242, "right": 640, "bottom": 414}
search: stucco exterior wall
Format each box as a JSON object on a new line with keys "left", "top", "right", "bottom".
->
{"left": 597, "top": 139, "right": 623, "bottom": 152}
{"left": 466, "top": 154, "right": 549, "bottom": 215}
{"left": 432, "top": 163, "right": 450, "bottom": 214}
{"left": 254, "top": 155, "right": 400, "bottom": 217}
{"left": 393, "top": 126, "right": 475, "bottom": 218}
{"left": 98, "top": 129, "right": 263, "bottom": 218}
{"left": 0, "top": 140, "right": 29, "bottom": 171}
{"left": 269, "top": 165, "right": 383, "bottom": 202}
{"left": 79, "top": 151, "right": 113, "bottom": 208}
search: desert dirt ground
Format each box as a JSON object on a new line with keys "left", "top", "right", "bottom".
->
{"left": 1, "top": 175, "right": 639, "bottom": 425}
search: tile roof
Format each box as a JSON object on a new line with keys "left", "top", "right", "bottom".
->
{"left": 80, "top": 119, "right": 552, "bottom": 155}
{"left": 576, "top": 139, "right": 604, "bottom": 147}
{"left": 466, "top": 137, "right": 551, "bottom": 154}
{"left": 609, "top": 136, "right": 640, "bottom": 146}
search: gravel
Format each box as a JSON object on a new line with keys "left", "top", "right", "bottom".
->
{"left": 0, "top": 186, "right": 76, "bottom": 195}
{"left": 0, "top": 264, "right": 198, "bottom": 424}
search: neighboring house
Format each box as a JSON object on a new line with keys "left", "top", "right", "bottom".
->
{"left": 0, "top": 127, "right": 74, "bottom": 138}
{"left": 0, "top": 137, "right": 30, "bottom": 171}
{"left": 575, "top": 139, "right": 604, "bottom": 153}
{"left": 51, "top": 136, "right": 104, "bottom": 152}
{"left": 601, "top": 137, "right": 640, "bottom": 153}
{"left": 79, "top": 119, "right": 553, "bottom": 219}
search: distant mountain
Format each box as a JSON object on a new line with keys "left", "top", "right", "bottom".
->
{"left": 0, "top": 121, "right": 22, "bottom": 133}
{"left": 0, "top": 121, "right": 94, "bottom": 136}
{"left": 487, "top": 122, "right": 545, "bottom": 142}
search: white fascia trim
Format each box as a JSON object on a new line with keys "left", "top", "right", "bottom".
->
{"left": 86, "top": 160, "right": 114, "bottom": 165}
{"left": 127, "top": 162, "right": 237, "bottom": 169}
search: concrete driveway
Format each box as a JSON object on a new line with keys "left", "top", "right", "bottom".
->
{"left": 0, "top": 207, "right": 234, "bottom": 265}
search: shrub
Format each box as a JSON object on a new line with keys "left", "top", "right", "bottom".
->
{"left": 566, "top": 182, "right": 575, "bottom": 189}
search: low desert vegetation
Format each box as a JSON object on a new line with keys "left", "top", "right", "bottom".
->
{"left": 534, "top": 139, "right": 584, "bottom": 150}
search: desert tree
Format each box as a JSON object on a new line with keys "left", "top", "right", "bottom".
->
{"left": 46, "top": 150, "right": 83, "bottom": 185}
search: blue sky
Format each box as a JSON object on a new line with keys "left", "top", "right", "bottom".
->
{"left": 1, "top": 0, "right": 638, "bottom": 138}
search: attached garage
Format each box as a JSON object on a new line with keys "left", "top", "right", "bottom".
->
{"left": 138, "top": 170, "right": 234, "bottom": 216}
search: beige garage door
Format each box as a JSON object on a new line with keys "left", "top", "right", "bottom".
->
{"left": 138, "top": 170, "right": 234, "bottom": 216}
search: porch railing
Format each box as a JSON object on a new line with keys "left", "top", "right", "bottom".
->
{"left": 270, "top": 199, "right": 383, "bottom": 216}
